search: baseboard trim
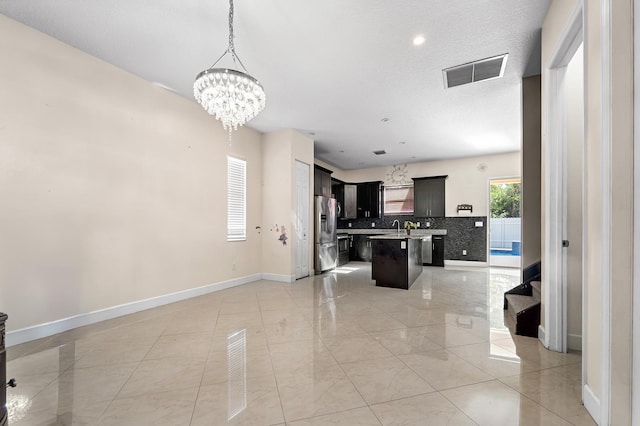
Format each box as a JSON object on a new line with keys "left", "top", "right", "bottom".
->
{"left": 262, "top": 273, "right": 296, "bottom": 283}
{"left": 583, "top": 384, "right": 601, "bottom": 424}
{"left": 538, "top": 325, "right": 549, "bottom": 348}
{"left": 444, "top": 260, "right": 488, "bottom": 267}
{"left": 568, "top": 333, "right": 582, "bottom": 351}
{"left": 6, "top": 273, "right": 263, "bottom": 347}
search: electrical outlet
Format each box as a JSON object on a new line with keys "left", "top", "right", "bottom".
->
{"left": 348, "top": 223, "right": 352, "bottom": 228}
{"left": 372, "top": 222, "right": 375, "bottom": 227}
{"left": 416, "top": 222, "right": 421, "bottom": 228}
{"left": 426, "top": 222, "right": 430, "bottom": 227}
{"left": 462, "top": 250, "right": 467, "bottom": 256}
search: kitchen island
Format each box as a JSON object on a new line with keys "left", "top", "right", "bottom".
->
{"left": 370, "top": 235, "right": 424, "bottom": 289}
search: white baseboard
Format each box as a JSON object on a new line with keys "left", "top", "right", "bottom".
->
{"left": 444, "top": 260, "right": 488, "bottom": 267}
{"left": 6, "top": 273, "right": 263, "bottom": 347}
{"left": 261, "top": 273, "right": 296, "bottom": 283}
{"left": 538, "top": 325, "right": 548, "bottom": 348}
{"left": 568, "top": 333, "right": 582, "bottom": 351}
{"left": 583, "top": 384, "right": 601, "bottom": 424}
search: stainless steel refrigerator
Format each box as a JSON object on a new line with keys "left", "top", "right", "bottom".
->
{"left": 314, "top": 196, "right": 337, "bottom": 273}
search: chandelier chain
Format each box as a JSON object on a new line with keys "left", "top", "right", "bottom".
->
{"left": 228, "top": 0, "right": 235, "bottom": 54}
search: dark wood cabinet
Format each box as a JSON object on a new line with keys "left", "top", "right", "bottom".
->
{"left": 371, "top": 237, "right": 423, "bottom": 289}
{"left": 314, "top": 165, "right": 333, "bottom": 197}
{"left": 431, "top": 236, "right": 445, "bottom": 266}
{"left": 413, "top": 176, "right": 447, "bottom": 217}
{"left": 356, "top": 182, "right": 381, "bottom": 218}
{"left": 350, "top": 234, "right": 381, "bottom": 262}
{"left": 332, "top": 178, "right": 344, "bottom": 214}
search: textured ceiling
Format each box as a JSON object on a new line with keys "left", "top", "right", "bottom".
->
{"left": 0, "top": 0, "right": 550, "bottom": 170}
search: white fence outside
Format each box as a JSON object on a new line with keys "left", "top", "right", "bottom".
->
{"left": 490, "top": 217, "right": 521, "bottom": 250}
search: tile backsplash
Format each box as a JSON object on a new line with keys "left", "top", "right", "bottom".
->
{"left": 338, "top": 215, "right": 487, "bottom": 262}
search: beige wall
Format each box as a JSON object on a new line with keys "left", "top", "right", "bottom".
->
{"left": 565, "top": 45, "right": 583, "bottom": 352}
{"left": 261, "top": 130, "right": 314, "bottom": 279}
{"left": 321, "top": 152, "right": 520, "bottom": 217}
{"left": 521, "top": 75, "right": 542, "bottom": 270}
{"left": 0, "top": 15, "right": 265, "bottom": 332}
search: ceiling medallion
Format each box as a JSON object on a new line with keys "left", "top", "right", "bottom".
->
{"left": 386, "top": 164, "right": 410, "bottom": 185}
{"left": 193, "top": 0, "right": 266, "bottom": 132}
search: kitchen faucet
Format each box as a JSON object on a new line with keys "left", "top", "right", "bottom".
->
{"left": 392, "top": 219, "right": 400, "bottom": 235}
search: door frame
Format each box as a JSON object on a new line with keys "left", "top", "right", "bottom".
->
{"left": 544, "top": 2, "right": 610, "bottom": 423}
{"left": 487, "top": 176, "right": 522, "bottom": 269}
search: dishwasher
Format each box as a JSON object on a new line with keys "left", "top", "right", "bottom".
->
{"left": 421, "top": 235, "right": 432, "bottom": 265}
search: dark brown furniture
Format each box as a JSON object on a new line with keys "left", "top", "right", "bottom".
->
{"left": 1, "top": 312, "right": 8, "bottom": 426}
{"left": 371, "top": 236, "right": 423, "bottom": 289}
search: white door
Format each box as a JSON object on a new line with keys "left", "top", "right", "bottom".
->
{"left": 295, "top": 161, "right": 310, "bottom": 279}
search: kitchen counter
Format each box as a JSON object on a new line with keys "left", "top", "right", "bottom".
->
{"left": 369, "top": 235, "right": 426, "bottom": 240}
{"left": 371, "top": 237, "right": 423, "bottom": 290}
{"left": 341, "top": 229, "right": 447, "bottom": 236}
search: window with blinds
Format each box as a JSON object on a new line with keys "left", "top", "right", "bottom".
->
{"left": 384, "top": 185, "right": 414, "bottom": 215}
{"left": 227, "top": 156, "right": 246, "bottom": 241}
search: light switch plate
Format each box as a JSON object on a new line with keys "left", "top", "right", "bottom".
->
{"left": 401, "top": 241, "right": 407, "bottom": 249}
{"left": 475, "top": 221, "right": 483, "bottom": 227}
{"left": 372, "top": 222, "right": 375, "bottom": 227}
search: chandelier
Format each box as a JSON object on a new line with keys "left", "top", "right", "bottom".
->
{"left": 193, "top": 0, "right": 266, "bottom": 131}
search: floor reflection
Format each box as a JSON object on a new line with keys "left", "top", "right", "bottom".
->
{"left": 4, "top": 264, "right": 592, "bottom": 425}
{"left": 226, "top": 329, "right": 246, "bottom": 420}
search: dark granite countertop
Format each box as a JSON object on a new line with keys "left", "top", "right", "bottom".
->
{"left": 339, "top": 229, "right": 447, "bottom": 236}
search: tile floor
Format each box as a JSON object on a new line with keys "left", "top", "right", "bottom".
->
{"left": 6, "top": 263, "right": 595, "bottom": 425}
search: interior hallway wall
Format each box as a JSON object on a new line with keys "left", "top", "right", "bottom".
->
{"left": 261, "top": 129, "right": 314, "bottom": 280}
{"left": 520, "top": 75, "right": 542, "bottom": 270}
{"left": 0, "top": 15, "right": 264, "bottom": 334}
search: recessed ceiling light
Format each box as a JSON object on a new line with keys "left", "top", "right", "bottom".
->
{"left": 373, "top": 150, "right": 387, "bottom": 155}
{"left": 380, "top": 118, "right": 390, "bottom": 122}
{"left": 399, "top": 141, "right": 406, "bottom": 145}
{"left": 338, "top": 150, "right": 344, "bottom": 153}
{"left": 309, "top": 132, "right": 316, "bottom": 136}
{"left": 413, "top": 35, "right": 426, "bottom": 46}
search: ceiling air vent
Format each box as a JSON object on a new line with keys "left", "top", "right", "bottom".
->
{"left": 373, "top": 150, "right": 386, "bottom": 155}
{"left": 443, "top": 54, "right": 508, "bottom": 89}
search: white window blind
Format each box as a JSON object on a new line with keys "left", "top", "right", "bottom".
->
{"left": 227, "top": 156, "right": 246, "bottom": 241}
{"left": 384, "top": 185, "right": 414, "bottom": 215}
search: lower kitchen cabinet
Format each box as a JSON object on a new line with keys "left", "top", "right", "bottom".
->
{"left": 431, "top": 236, "right": 445, "bottom": 267}
{"left": 350, "top": 234, "right": 378, "bottom": 262}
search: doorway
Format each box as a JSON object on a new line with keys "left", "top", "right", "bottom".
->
{"left": 544, "top": 3, "right": 590, "bottom": 418}
{"left": 489, "top": 177, "right": 521, "bottom": 268}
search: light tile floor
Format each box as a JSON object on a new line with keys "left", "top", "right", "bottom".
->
{"left": 6, "top": 264, "right": 595, "bottom": 425}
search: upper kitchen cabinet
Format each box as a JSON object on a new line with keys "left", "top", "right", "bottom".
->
{"left": 332, "top": 179, "right": 357, "bottom": 219}
{"left": 314, "top": 165, "right": 333, "bottom": 197}
{"left": 357, "top": 181, "right": 382, "bottom": 218}
{"left": 413, "top": 176, "right": 447, "bottom": 217}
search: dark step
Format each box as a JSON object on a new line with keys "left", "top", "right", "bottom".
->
{"left": 504, "top": 293, "right": 540, "bottom": 337}
{"left": 505, "top": 294, "right": 538, "bottom": 316}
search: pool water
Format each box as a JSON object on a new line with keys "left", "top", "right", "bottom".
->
{"left": 490, "top": 249, "right": 520, "bottom": 257}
